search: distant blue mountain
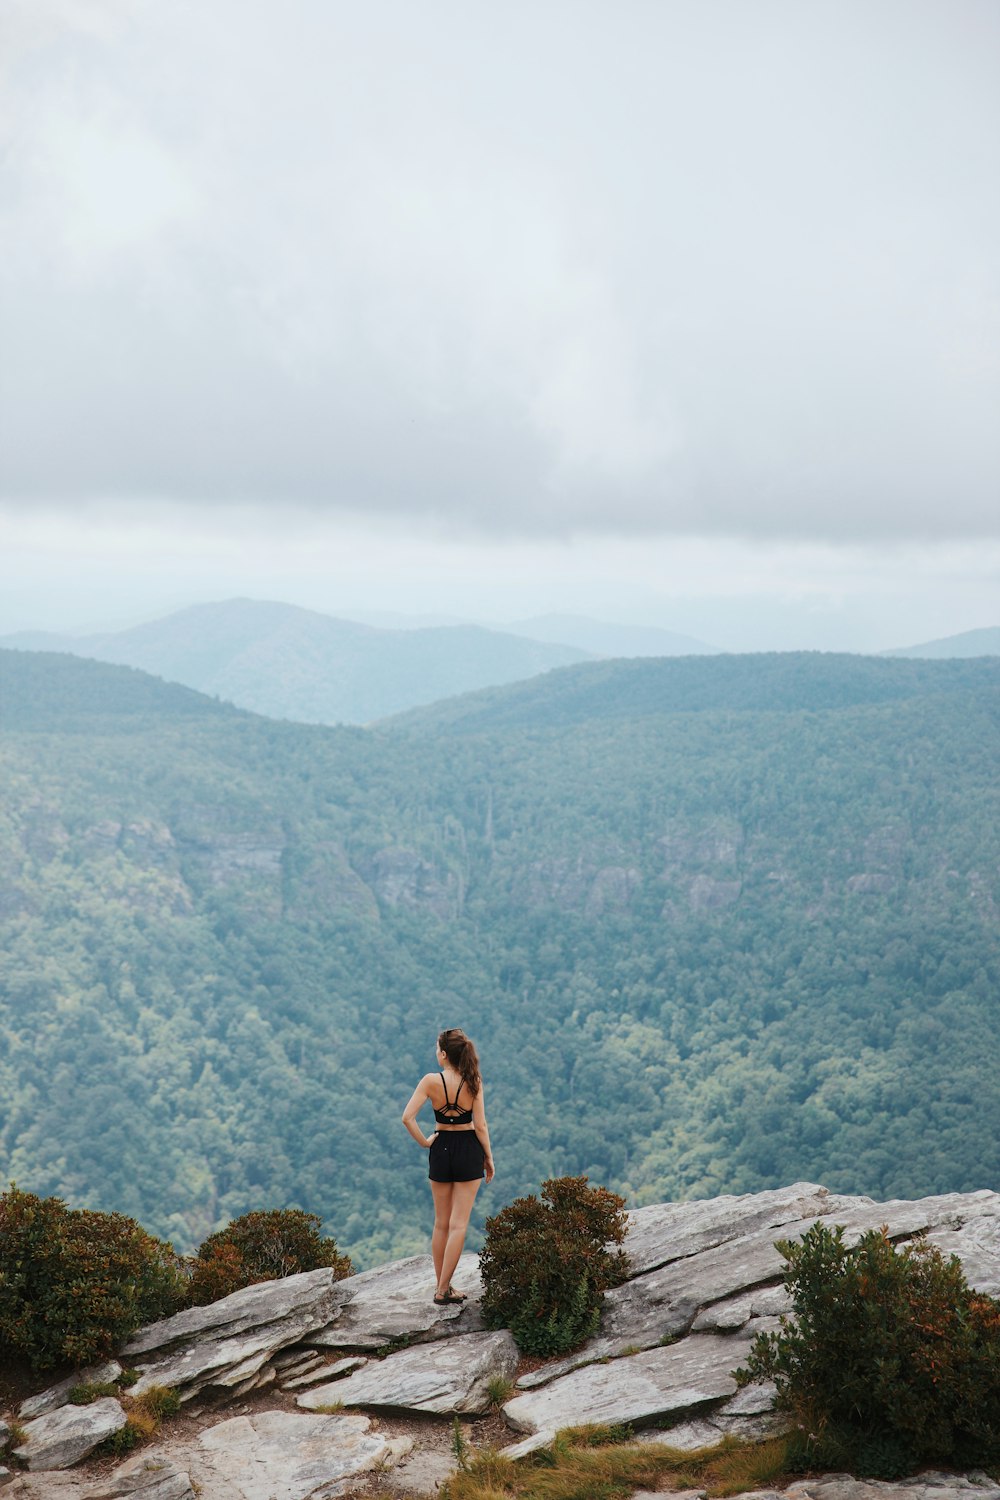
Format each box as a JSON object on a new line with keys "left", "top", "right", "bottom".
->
{"left": 0, "top": 598, "right": 591, "bottom": 724}
{"left": 881, "top": 626, "right": 1000, "bottom": 659}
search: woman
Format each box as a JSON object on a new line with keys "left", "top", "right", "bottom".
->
{"left": 402, "top": 1027, "right": 495, "bottom": 1304}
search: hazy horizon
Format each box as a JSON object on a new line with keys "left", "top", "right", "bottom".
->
{"left": 1, "top": 586, "right": 995, "bottom": 660}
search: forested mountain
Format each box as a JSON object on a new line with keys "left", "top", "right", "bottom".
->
{"left": 881, "top": 625, "right": 1000, "bottom": 659}
{"left": 1, "top": 648, "right": 997, "bottom": 1270}
{"left": 390, "top": 651, "right": 998, "bottom": 731}
{"left": 0, "top": 598, "right": 589, "bottom": 724}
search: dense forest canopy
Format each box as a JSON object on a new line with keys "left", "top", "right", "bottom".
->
{"left": 1, "top": 648, "right": 997, "bottom": 1266}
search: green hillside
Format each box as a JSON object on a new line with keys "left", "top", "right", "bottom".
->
{"left": 1, "top": 648, "right": 997, "bottom": 1267}
{"left": 0, "top": 647, "right": 242, "bottom": 731}
{"left": 390, "top": 651, "right": 1000, "bottom": 731}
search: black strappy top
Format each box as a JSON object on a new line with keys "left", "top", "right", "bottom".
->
{"left": 433, "top": 1072, "right": 474, "bottom": 1126}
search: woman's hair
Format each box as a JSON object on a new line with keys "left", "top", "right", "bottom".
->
{"left": 438, "top": 1027, "right": 481, "bottom": 1098}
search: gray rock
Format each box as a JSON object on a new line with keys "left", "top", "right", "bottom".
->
{"left": 925, "top": 1211, "right": 1000, "bottom": 1297}
{"left": 15, "top": 1397, "right": 127, "bottom": 1471}
{"left": 631, "top": 1490, "right": 708, "bottom": 1500}
{"left": 785, "top": 1480, "right": 1000, "bottom": 1500}
{"left": 636, "top": 1420, "right": 725, "bottom": 1452}
{"left": 184, "top": 1409, "right": 405, "bottom": 1500}
{"left": 520, "top": 1188, "right": 1000, "bottom": 1390}
{"left": 692, "top": 1287, "right": 791, "bottom": 1333}
{"left": 504, "top": 1331, "right": 753, "bottom": 1434}
{"left": 272, "top": 1350, "right": 325, "bottom": 1374}
{"left": 309, "top": 1252, "right": 482, "bottom": 1350}
{"left": 498, "top": 1428, "right": 560, "bottom": 1459}
{"left": 284, "top": 1356, "right": 368, "bottom": 1390}
{"left": 620, "top": 1184, "right": 858, "bottom": 1277}
{"left": 0, "top": 1422, "right": 9, "bottom": 1447}
{"left": 299, "top": 1328, "right": 518, "bottom": 1416}
{"left": 83, "top": 1452, "right": 195, "bottom": 1499}
{"left": 123, "top": 1267, "right": 344, "bottom": 1400}
{"left": 20, "top": 1362, "right": 122, "bottom": 1421}
{"left": 385, "top": 1447, "right": 458, "bottom": 1496}
{"left": 0, "top": 1476, "right": 84, "bottom": 1497}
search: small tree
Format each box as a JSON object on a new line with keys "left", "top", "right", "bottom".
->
{"left": 735, "top": 1220, "right": 1000, "bottom": 1477}
{"left": 188, "top": 1209, "right": 352, "bottom": 1305}
{"left": 479, "top": 1175, "right": 630, "bottom": 1357}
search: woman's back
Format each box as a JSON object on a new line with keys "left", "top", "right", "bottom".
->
{"left": 428, "top": 1067, "right": 476, "bottom": 1126}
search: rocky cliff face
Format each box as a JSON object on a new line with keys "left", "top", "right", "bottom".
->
{"left": 4, "top": 1182, "right": 999, "bottom": 1500}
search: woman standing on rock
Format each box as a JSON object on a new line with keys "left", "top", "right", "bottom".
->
{"left": 402, "top": 1027, "right": 495, "bottom": 1305}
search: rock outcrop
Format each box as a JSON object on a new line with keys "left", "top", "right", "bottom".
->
{"left": 499, "top": 1182, "right": 1000, "bottom": 1447}
{"left": 14, "top": 1399, "right": 128, "bottom": 1471}
{"left": 122, "top": 1267, "right": 344, "bottom": 1399}
{"left": 298, "top": 1329, "right": 518, "bottom": 1416}
{"left": 3, "top": 1183, "right": 998, "bottom": 1500}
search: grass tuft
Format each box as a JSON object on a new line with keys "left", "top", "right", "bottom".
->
{"left": 486, "top": 1375, "right": 515, "bottom": 1408}
{"left": 131, "top": 1384, "right": 181, "bottom": 1422}
{"left": 1, "top": 1421, "right": 29, "bottom": 1471}
{"left": 440, "top": 1428, "right": 798, "bottom": 1500}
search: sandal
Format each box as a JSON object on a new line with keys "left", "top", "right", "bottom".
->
{"left": 446, "top": 1286, "right": 467, "bottom": 1302}
{"left": 433, "top": 1290, "right": 465, "bottom": 1305}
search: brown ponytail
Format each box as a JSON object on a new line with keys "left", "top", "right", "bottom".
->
{"left": 438, "top": 1027, "right": 480, "bottom": 1098}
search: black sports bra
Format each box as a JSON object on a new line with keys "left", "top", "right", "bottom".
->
{"left": 433, "top": 1072, "right": 474, "bottom": 1126}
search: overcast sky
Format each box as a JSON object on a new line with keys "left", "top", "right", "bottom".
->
{"left": 1, "top": 0, "right": 997, "bottom": 648}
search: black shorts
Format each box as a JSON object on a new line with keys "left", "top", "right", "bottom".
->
{"left": 428, "top": 1131, "right": 485, "bottom": 1183}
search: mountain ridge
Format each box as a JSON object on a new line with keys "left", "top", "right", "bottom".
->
{"left": 881, "top": 624, "right": 1000, "bottom": 659}
{"left": 388, "top": 650, "right": 1000, "bottom": 732}
{"left": 0, "top": 597, "right": 591, "bottom": 725}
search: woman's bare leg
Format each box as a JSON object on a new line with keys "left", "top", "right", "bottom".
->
{"left": 430, "top": 1181, "right": 454, "bottom": 1291}
{"left": 438, "top": 1177, "right": 482, "bottom": 1295}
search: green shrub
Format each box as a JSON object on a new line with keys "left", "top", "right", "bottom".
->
{"left": 188, "top": 1208, "right": 352, "bottom": 1305}
{"left": 99, "top": 1422, "right": 140, "bottom": 1457}
{"left": 735, "top": 1220, "right": 1000, "bottom": 1476}
{"left": 479, "top": 1175, "right": 629, "bottom": 1357}
{"left": 68, "top": 1381, "right": 120, "bottom": 1404}
{"left": 0, "top": 1186, "right": 187, "bottom": 1372}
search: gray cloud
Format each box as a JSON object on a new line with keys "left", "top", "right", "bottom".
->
{"left": 1, "top": 0, "right": 998, "bottom": 539}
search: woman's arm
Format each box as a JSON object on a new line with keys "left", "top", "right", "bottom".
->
{"left": 402, "top": 1075, "right": 437, "bottom": 1148}
{"left": 473, "top": 1084, "right": 495, "bottom": 1183}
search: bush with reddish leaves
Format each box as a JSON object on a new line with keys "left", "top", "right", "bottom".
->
{"left": 188, "top": 1209, "right": 352, "bottom": 1306}
{"left": 0, "top": 1185, "right": 186, "bottom": 1371}
{"left": 735, "top": 1221, "right": 1000, "bottom": 1476}
{"left": 479, "top": 1175, "right": 630, "bottom": 1356}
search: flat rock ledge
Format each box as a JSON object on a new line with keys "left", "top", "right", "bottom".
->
{"left": 113, "top": 1251, "right": 482, "bottom": 1405}
{"left": 121, "top": 1267, "right": 344, "bottom": 1400}
{"left": 307, "top": 1250, "right": 483, "bottom": 1350}
{"left": 298, "top": 1328, "right": 519, "bottom": 1416}
{"left": 183, "top": 1409, "right": 410, "bottom": 1500}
